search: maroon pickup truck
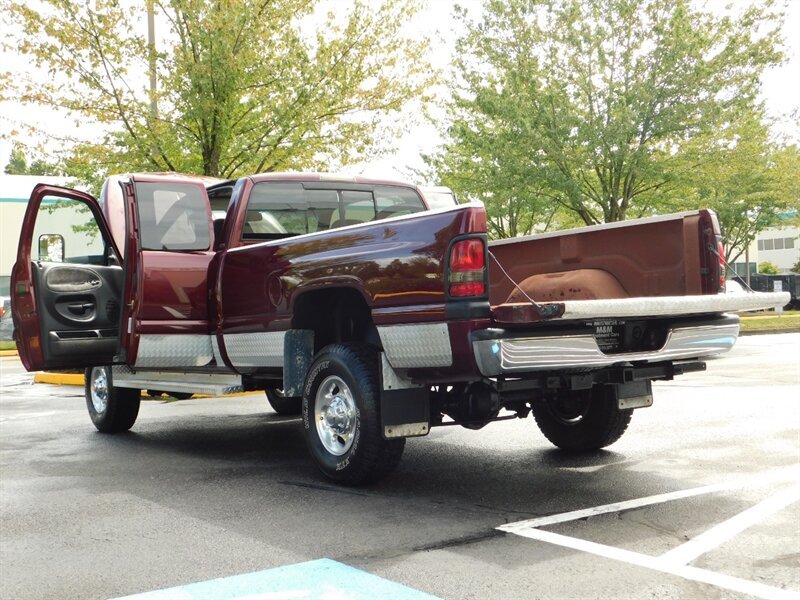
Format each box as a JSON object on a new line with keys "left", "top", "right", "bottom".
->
{"left": 11, "top": 173, "right": 787, "bottom": 484}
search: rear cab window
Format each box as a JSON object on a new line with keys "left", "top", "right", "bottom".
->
{"left": 241, "top": 182, "right": 426, "bottom": 242}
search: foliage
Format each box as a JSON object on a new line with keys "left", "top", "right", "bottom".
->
{"left": 3, "top": 143, "right": 63, "bottom": 176}
{"left": 1, "top": 0, "right": 433, "bottom": 180}
{"left": 430, "top": 0, "right": 785, "bottom": 235}
{"left": 669, "top": 109, "right": 800, "bottom": 264}
{"left": 4, "top": 144, "right": 27, "bottom": 175}
{"left": 792, "top": 257, "right": 800, "bottom": 274}
{"left": 758, "top": 261, "right": 780, "bottom": 275}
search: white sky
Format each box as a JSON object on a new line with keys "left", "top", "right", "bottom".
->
{"left": 0, "top": 0, "right": 798, "bottom": 183}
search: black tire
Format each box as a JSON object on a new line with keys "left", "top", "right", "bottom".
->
{"left": 265, "top": 388, "right": 302, "bottom": 416}
{"left": 531, "top": 386, "right": 632, "bottom": 451}
{"left": 302, "top": 344, "right": 405, "bottom": 485}
{"left": 169, "top": 392, "right": 193, "bottom": 400}
{"left": 85, "top": 366, "right": 141, "bottom": 433}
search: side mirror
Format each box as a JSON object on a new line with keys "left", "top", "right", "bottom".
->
{"left": 38, "top": 234, "right": 65, "bottom": 262}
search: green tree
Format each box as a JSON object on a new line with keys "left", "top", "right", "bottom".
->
{"left": 758, "top": 261, "right": 780, "bottom": 275}
{"left": 2, "top": 0, "right": 433, "bottom": 179}
{"left": 4, "top": 144, "right": 28, "bottom": 175}
{"left": 3, "top": 142, "right": 62, "bottom": 176}
{"left": 669, "top": 109, "right": 800, "bottom": 264}
{"left": 791, "top": 257, "right": 800, "bottom": 274}
{"left": 430, "top": 0, "right": 784, "bottom": 233}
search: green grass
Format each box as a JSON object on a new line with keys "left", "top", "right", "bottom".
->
{"left": 0, "top": 341, "right": 17, "bottom": 351}
{"left": 739, "top": 310, "right": 800, "bottom": 333}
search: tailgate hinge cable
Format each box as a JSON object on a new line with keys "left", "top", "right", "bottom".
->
{"left": 707, "top": 244, "right": 756, "bottom": 293}
{"left": 488, "top": 250, "right": 562, "bottom": 318}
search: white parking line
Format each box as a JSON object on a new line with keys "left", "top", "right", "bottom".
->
{"left": 499, "top": 467, "right": 800, "bottom": 599}
{"left": 510, "top": 528, "right": 796, "bottom": 600}
{"left": 660, "top": 484, "right": 800, "bottom": 566}
{"left": 499, "top": 466, "right": 799, "bottom": 533}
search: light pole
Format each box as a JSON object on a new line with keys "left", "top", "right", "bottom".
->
{"left": 147, "top": 0, "right": 158, "bottom": 120}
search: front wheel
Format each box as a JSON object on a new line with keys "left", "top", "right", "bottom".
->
{"left": 302, "top": 344, "right": 405, "bottom": 485}
{"left": 531, "top": 386, "right": 632, "bottom": 451}
{"left": 85, "top": 366, "right": 141, "bottom": 433}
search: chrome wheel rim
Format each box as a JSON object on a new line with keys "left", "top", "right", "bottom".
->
{"left": 314, "top": 375, "right": 357, "bottom": 456}
{"left": 90, "top": 367, "right": 109, "bottom": 414}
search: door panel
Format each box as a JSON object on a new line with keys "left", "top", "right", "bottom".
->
{"left": 32, "top": 262, "right": 123, "bottom": 367}
{"left": 12, "top": 184, "right": 127, "bottom": 371}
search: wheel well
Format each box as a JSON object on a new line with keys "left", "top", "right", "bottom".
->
{"left": 291, "top": 288, "right": 380, "bottom": 352}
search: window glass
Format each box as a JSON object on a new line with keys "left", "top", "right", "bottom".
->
{"left": 764, "top": 239, "right": 774, "bottom": 251}
{"left": 209, "top": 187, "right": 233, "bottom": 220}
{"left": 757, "top": 240, "right": 765, "bottom": 251}
{"left": 785, "top": 237, "right": 795, "bottom": 249}
{"left": 421, "top": 188, "right": 457, "bottom": 209}
{"left": 305, "top": 189, "right": 339, "bottom": 232}
{"left": 244, "top": 184, "right": 347, "bottom": 239}
{"left": 135, "top": 182, "right": 210, "bottom": 251}
{"left": 374, "top": 186, "right": 425, "bottom": 219}
{"left": 774, "top": 238, "right": 784, "bottom": 250}
{"left": 33, "top": 197, "right": 106, "bottom": 264}
{"left": 337, "top": 191, "right": 375, "bottom": 228}
{"left": 245, "top": 183, "right": 315, "bottom": 239}
{"left": 242, "top": 183, "right": 426, "bottom": 240}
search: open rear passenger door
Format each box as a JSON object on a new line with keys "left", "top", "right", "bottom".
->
{"left": 11, "top": 184, "right": 137, "bottom": 371}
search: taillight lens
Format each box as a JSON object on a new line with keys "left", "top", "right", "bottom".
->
{"left": 699, "top": 209, "right": 725, "bottom": 294}
{"left": 449, "top": 239, "right": 486, "bottom": 297}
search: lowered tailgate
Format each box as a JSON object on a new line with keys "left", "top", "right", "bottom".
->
{"left": 473, "top": 291, "right": 789, "bottom": 376}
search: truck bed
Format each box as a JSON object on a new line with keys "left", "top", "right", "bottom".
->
{"left": 487, "top": 210, "right": 788, "bottom": 324}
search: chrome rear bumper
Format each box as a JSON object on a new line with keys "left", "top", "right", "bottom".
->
{"left": 472, "top": 319, "right": 739, "bottom": 377}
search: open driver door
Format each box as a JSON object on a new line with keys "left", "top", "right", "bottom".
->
{"left": 11, "top": 184, "right": 141, "bottom": 371}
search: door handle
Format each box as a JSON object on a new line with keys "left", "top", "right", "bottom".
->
{"left": 67, "top": 302, "right": 94, "bottom": 314}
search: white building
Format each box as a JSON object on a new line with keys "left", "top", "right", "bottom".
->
{"left": 0, "top": 174, "right": 71, "bottom": 296}
{"left": 730, "top": 219, "right": 800, "bottom": 277}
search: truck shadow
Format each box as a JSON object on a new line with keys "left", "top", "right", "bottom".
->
{"left": 52, "top": 410, "right": 776, "bottom": 573}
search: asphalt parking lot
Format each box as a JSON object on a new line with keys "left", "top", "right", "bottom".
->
{"left": 1, "top": 333, "right": 799, "bottom": 600}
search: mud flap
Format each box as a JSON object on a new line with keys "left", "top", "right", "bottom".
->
{"left": 283, "top": 329, "right": 314, "bottom": 398}
{"left": 613, "top": 380, "right": 653, "bottom": 410}
{"left": 380, "top": 354, "right": 430, "bottom": 439}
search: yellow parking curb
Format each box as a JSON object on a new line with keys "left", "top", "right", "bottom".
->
{"left": 0, "top": 349, "right": 19, "bottom": 357}
{"left": 33, "top": 372, "right": 85, "bottom": 386}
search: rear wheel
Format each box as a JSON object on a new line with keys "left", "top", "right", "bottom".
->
{"left": 531, "top": 386, "right": 632, "bottom": 451}
{"left": 265, "top": 388, "right": 302, "bottom": 416}
{"left": 302, "top": 344, "right": 405, "bottom": 485}
{"left": 85, "top": 366, "right": 140, "bottom": 433}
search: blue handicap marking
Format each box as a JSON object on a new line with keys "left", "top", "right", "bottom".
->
{"left": 114, "top": 558, "right": 440, "bottom": 600}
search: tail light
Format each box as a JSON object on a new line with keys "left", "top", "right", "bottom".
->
{"left": 448, "top": 238, "right": 486, "bottom": 297}
{"left": 699, "top": 209, "right": 725, "bottom": 294}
